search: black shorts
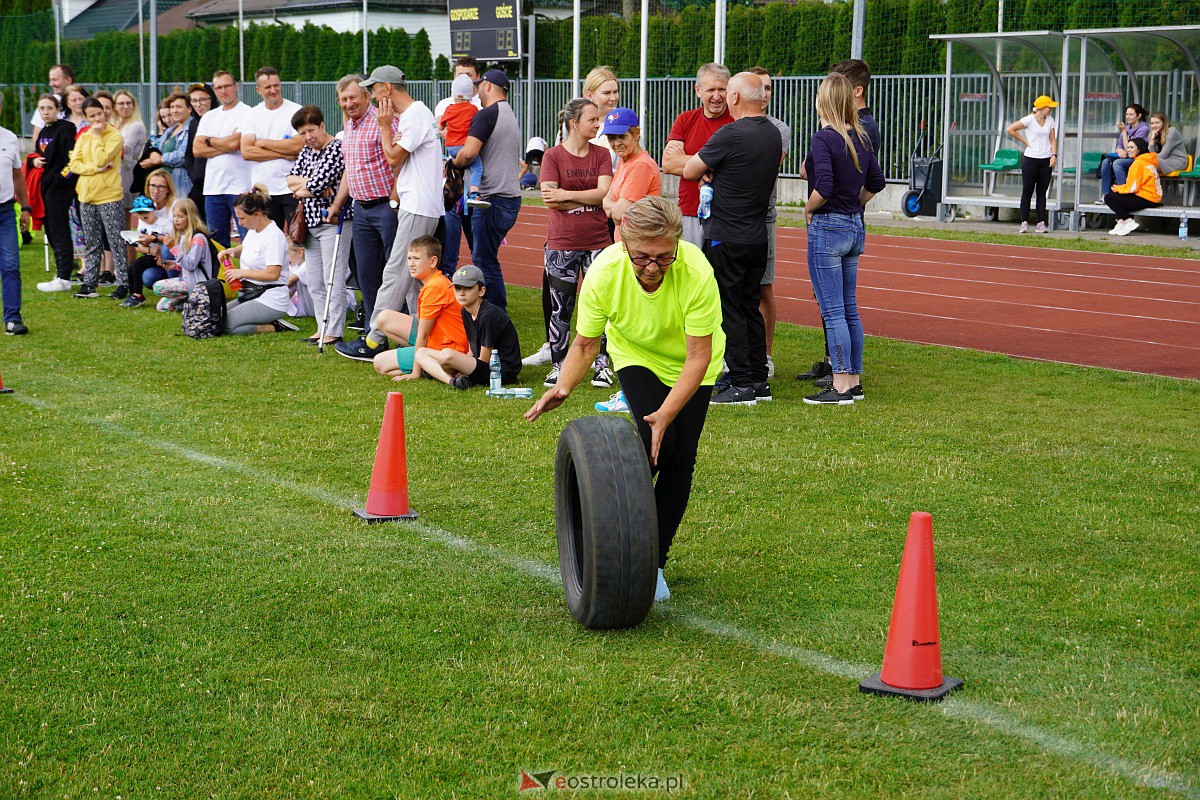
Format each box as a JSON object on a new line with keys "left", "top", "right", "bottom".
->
{"left": 469, "top": 358, "right": 490, "bottom": 385}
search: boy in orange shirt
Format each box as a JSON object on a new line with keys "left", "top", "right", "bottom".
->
{"left": 373, "top": 235, "right": 469, "bottom": 380}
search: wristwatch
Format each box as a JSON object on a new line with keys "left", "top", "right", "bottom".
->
{"left": 389, "top": 200, "right": 399, "bottom": 210}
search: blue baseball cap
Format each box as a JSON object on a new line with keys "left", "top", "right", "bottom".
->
{"left": 601, "top": 107, "right": 639, "bottom": 135}
{"left": 130, "top": 195, "right": 154, "bottom": 213}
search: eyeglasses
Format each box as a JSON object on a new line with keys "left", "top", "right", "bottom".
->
{"left": 212, "top": 83, "right": 236, "bottom": 91}
{"left": 147, "top": 184, "right": 169, "bottom": 192}
{"left": 628, "top": 248, "right": 677, "bottom": 268}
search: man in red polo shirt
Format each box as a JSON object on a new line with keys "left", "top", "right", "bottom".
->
{"left": 660, "top": 63, "right": 732, "bottom": 248}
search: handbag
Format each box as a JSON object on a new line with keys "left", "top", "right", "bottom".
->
{"left": 287, "top": 203, "right": 308, "bottom": 246}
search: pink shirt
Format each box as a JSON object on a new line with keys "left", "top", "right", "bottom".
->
{"left": 343, "top": 105, "right": 400, "bottom": 202}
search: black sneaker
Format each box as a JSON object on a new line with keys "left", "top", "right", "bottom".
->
{"left": 797, "top": 360, "right": 832, "bottom": 381}
{"left": 710, "top": 385, "right": 757, "bottom": 406}
{"left": 543, "top": 364, "right": 561, "bottom": 387}
{"left": 119, "top": 294, "right": 145, "bottom": 308}
{"left": 271, "top": 318, "right": 299, "bottom": 332}
{"left": 97, "top": 272, "right": 116, "bottom": 285}
{"left": 69, "top": 271, "right": 84, "bottom": 284}
{"left": 333, "top": 336, "right": 388, "bottom": 362}
{"left": 303, "top": 336, "right": 341, "bottom": 346}
{"left": 73, "top": 285, "right": 99, "bottom": 299}
{"left": 451, "top": 374, "right": 473, "bottom": 390}
{"left": 848, "top": 384, "right": 864, "bottom": 402}
{"left": 803, "top": 386, "right": 854, "bottom": 406}
{"left": 21, "top": 229, "right": 32, "bottom": 246}
{"left": 753, "top": 382, "right": 773, "bottom": 402}
{"left": 108, "top": 286, "right": 129, "bottom": 301}
{"left": 813, "top": 374, "right": 833, "bottom": 388}
{"left": 5, "top": 320, "right": 28, "bottom": 335}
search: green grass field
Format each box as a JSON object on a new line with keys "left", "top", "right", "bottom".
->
{"left": 1, "top": 246, "right": 1198, "bottom": 799}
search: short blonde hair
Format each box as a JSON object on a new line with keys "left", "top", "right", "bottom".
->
{"left": 620, "top": 196, "right": 683, "bottom": 245}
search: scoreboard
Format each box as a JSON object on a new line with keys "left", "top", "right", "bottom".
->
{"left": 449, "top": 0, "right": 522, "bottom": 61}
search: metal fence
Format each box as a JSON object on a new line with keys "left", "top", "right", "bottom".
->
{"left": 6, "top": 71, "right": 1196, "bottom": 185}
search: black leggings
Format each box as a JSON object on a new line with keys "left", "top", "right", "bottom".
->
{"left": 42, "top": 189, "right": 75, "bottom": 280}
{"left": 1104, "top": 191, "right": 1157, "bottom": 221}
{"left": 128, "top": 254, "right": 160, "bottom": 296}
{"left": 616, "top": 365, "right": 713, "bottom": 568}
{"left": 1020, "top": 155, "right": 1052, "bottom": 224}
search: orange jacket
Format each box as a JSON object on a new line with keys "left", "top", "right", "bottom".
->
{"left": 1113, "top": 153, "right": 1162, "bottom": 204}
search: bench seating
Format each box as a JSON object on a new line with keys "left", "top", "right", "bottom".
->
{"left": 980, "top": 149, "right": 1020, "bottom": 171}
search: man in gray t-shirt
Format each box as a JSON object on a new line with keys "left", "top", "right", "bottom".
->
{"left": 450, "top": 69, "right": 522, "bottom": 310}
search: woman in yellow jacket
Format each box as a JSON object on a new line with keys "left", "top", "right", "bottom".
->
{"left": 68, "top": 97, "right": 129, "bottom": 299}
{"left": 1103, "top": 137, "right": 1162, "bottom": 237}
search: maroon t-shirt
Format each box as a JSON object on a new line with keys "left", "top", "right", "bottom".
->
{"left": 540, "top": 143, "right": 613, "bottom": 251}
{"left": 667, "top": 107, "right": 733, "bottom": 216}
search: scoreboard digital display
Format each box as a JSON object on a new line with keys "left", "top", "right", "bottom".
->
{"left": 449, "top": 0, "right": 522, "bottom": 60}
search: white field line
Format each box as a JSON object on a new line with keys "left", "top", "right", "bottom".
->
{"left": 9, "top": 392, "right": 1198, "bottom": 800}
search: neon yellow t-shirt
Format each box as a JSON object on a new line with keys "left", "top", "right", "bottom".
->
{"left": 577, "top": 240, "right": 726, "bottom": 385}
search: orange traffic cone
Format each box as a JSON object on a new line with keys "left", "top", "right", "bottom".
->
{"left": 860, "top": 512, "right": 962, "bottom": 701}
{"left": 0, "top": 366, "right": 12, "bottom": 394}
{"left": 353, "top": 392, "right": 419, "bottom": 522}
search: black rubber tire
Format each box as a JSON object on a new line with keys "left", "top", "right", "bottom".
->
{"left": 983, "top": 206, "right": 999, "bottom": 222}
{"left": 555, "top": 416, "right": 658, "bottom": 630}
{"left": 1086, "top": 214, "right": 1106, "bottom": 230}
{"left": 901, "top": 189, "right": 922, "bottom": 218}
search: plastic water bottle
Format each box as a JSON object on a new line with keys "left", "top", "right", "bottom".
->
{"left": 698, "top": 184, "right": 713, "bottom": 221}
{"left": 489, "top": 350, "right": 502, "bottom": 392}
{"left": 1180, "top": 213, "right": 1189, "bottom": 241}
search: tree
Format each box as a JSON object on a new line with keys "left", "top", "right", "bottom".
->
{"left": 433, "top": 54, "right": 451, "bottom": 81}
{"left": 409, "top": 29, "right": 433, "bottom": 80}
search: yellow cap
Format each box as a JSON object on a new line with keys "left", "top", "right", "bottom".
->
{"left": 1033, "top": 95, "right": 1059, "bottom": 109}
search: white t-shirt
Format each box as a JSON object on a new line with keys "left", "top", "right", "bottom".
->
{"left": 1020, "top": 114, "right": 1056, "bottom": 160}
{"left": 239, "top": 221, "right": 291, "bottom": 312}
{"left": 0, "top": 126, "right": 19, "bottom": 203}
{"left": 195, "top": 102, "right": 252, "bottom": 196}
{"left": 435, "top": 94, "right": 481, "bottom": 121}
{"left": 394, "top": 100, "right": 443, "bottom": 218}
{"left": 246, "top": 99, "right": 301, "bottom": 196}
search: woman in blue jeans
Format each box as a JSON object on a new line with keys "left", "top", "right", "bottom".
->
{"left": 1100, "top": 104, "right": 1149, "bottom": 196}
{"left": 802, "top": 73, "right": 886, "bottom": 406}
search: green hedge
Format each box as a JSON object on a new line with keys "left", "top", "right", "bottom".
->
{"left": 4, "top": 0, "right": 1200, "bottom": 87}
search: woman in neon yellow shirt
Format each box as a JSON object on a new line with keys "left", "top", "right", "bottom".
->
{"left": 527, "top": 196, "right": 725, "bottom": 602}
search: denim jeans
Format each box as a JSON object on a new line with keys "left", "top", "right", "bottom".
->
{"left": 806, "top": 212, "right": 865, "bottom": 375}
{"left": 0, "top": 202, "right": 21, "bottom": 324}
{"left": 1100, "top": 155, "right": 1133, "bottom": 196}
{"left": 352, "top": 200, "right": 400, "bottom": 328}
{"left": 469, "top": 194, "right": 521, "bottom": 311}
{"left": 205, "top": 194, "right": 246, "bottom": 248}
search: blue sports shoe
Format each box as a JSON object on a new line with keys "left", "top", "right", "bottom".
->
{"left": 594, "top": 391, "right": 629, "bottom": 413}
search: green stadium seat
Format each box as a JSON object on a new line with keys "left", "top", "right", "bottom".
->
{"left": 980, "top": 148, "right": 1020, "bottom": 171}
{"left": 1064, "top": 151, "right": 1105, "bottom": 175}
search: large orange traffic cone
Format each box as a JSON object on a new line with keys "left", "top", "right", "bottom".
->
{"left": 0, "top": 366, "right": 13, "bottom": 394}
{"left": 860, "top": 512, "right": 962, "bottom": 701}
{"left": 353, "top": 392, "right": 419, "bottom": 522}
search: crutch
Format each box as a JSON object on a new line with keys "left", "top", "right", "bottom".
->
{"left": 317, "top": 215, "right": 345, "bottom": 355}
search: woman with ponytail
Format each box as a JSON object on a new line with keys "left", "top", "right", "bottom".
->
{"left": 538, "top": 97, "right": 615, "bottom": 389}
{"left": 801, "top": 72, "right": 885, "bottom": 406}
{"left": 216, "top": 185, "right": 296, "bottom": 334}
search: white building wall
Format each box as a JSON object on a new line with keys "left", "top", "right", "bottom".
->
{"left": 274, "top": 10, "right": 452, "bottom": 59}
{"left": 62, "top": 0, "right": 103, "bottom": 25}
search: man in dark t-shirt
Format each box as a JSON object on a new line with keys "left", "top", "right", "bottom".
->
{"left": 450, "top": 69, "right": 522, "bottom": 312}
{"left": 683, "top": 72, "right": 782, "bottom": 406}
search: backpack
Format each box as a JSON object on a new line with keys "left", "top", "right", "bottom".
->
{"left": 443, "top": 156, "right": 465, "bottom": 212}
{"left": 181, "top": 238, "right": 227, "bottom": 338}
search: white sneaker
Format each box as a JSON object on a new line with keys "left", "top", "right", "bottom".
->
{"left": 766, "top": 355, "right": 775, "bottom": 380}
{"left": 522, "top": 342, "right": 552, "bottom": 366}
{"left": 1118, "top": 219, "right": 1139, "bottom": 236}
{"left": 1019, "top": 222, "right": 1029, "bottom": 233}
{"left": 594, "top": 391, "right": 629, "bottom": 413}
{"left": 37, "top": 277, "right": 73, "bottom": 292}
{"left": 654, "top": 568, "right": 670, "bottom": 602}
{"left": 1109, "top": 222, "right": 1124, "bottom": 235}
{"left": 1035, "top": 222, "right": 1048, "bottom": 234}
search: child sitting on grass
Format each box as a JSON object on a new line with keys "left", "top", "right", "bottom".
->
{"left": 406, "top": 264, "right": 522, "bottom": 390}
{"left": 373, "top": 235, "right": 469, "bottom": 380}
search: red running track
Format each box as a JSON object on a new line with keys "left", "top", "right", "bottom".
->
{"left": 482, "top": 206, "right": 1200, "bottom": 381}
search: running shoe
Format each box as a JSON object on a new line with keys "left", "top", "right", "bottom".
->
{"left": 36, "top": 277, "right": 72, "bottom": 293}
{"left": 543, "top": 364, "right": 561, "bottom": 387}
{"left": 522, "top": 342, "right": 552, "bottom": 366}
{"left": 803, "top": 386, "right": 854, "bottom": 406}
{"left": 591, "top": 366, "right": 615, "bottom": 388}
{"left": 594, "top": 391, "right": 629, "bottom": 413}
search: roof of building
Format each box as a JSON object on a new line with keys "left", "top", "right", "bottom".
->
{"left": 63, "top": 0, "right": 192, "bottom": 39}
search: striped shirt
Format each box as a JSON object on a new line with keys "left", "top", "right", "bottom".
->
{"left": 343, "top": 104, "right": 399, "bottom": 202}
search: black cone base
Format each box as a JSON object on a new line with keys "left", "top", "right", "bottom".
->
{"left": 353, "top": 507, "right": 419, "bottom": 523}
{"left": 0, "top": 387, "right": 12, "bottom": 394}
{"left": 859, "top": 671, "right": 963, "bottom": 702}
